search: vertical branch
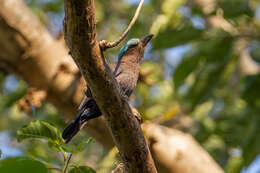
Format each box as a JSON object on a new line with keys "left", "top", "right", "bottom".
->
{"left": 63, "top": 0, "right": 158, "bottom": 172}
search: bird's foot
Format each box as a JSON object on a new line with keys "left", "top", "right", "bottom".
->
{"left": 119, "top": 90, "right": 129, "bottom": 101}
{"left": 131, "top": 107, "right": 143, "bottom": 124}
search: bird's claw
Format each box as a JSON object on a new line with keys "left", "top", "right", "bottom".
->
{"left": 131, "top": 107, "right": 143, "bottom": 124}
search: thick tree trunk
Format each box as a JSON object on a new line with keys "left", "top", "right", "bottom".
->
{"left": 0, "top": 0, "right": 225, "bottom": 173}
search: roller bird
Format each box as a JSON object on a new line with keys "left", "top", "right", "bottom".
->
{"left": 62, "top": 34, "right": 153, "bottom": 143}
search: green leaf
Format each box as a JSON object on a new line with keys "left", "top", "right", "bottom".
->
{"left": 17, "top": 120, "right": 63, "bottom": 144}
{"left": 185, "top": 64, "right": 225, "bottom": 111}
{"left": 0, "top": 157, "right": 48, "bottom": 173}
{"left": 69, "top": 166, "right": 96, "bottom": 173}
{"left": 198, "top": 30, "right": 233, "bottom": 63}
{"left": 218, "top": 0, "right": 254, "bottom": 19}
{"left": 48, "top": 141, "right": 63, "bottom": 152}
{"left": 42, "top": 1, "right": 64, "bottom": 13}
{"left": 242, "top": 74, "right": 260, "bottom": 108}
{"left": 62, "top": 138, "right": 94, "bottom": 153}
{"left": 174, "top": 49, "right": 202, "bottom": 89}
{"left": 153, "top": 24, "right": 203, "bottom": 49}
{"left": 226, "top": 156, "right": 243, "bottom": 173}
{"left": 242, "top": 120, "right": 260, "bottom": 166}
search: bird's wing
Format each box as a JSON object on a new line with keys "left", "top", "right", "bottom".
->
{"left": 116, "top": 70, "right": 135, "bottom": 97}
{"left": 78, "top": 95, "right": 91, "bottom": 112}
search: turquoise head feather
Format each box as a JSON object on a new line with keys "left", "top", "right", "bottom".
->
{"left": 117, "top": 38, "right": 139, "bottom": 60}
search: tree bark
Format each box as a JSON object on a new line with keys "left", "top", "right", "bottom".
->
{"left": 143, "top": 123, "right": 224, "bottom": 173}
{"left": 0, "top": 0, "right": 114, "bottom": 149}
{"left": 63, "top": 0, "right": 157, "bottom": 172}
{"left": 0, "top": 0, "right": 225, "bottom": 173}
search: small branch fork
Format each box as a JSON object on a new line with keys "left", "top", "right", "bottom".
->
{"left": 99, "top": 0, "right": 145, "bottom": 51}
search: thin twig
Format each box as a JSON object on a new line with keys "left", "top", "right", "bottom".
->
{"left": 63, "top": 153, "right": 72, "bottom": 173}
{"left": 99, "top": 0, "right": 145, "bottom": 51}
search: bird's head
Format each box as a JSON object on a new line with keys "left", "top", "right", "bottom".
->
{"left": 117, "top": 34, "right": 153, "bottom": 62}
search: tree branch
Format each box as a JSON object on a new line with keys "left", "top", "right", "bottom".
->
{"left": 0, "top": 0, "right": 225, "bottom": 172}
{"left": 99, "top": 0, "right": 145, "bottom": 51}
{"left": 63, "top": 0, "right": 157, "bottom": 172}
{"left": 143, "top": 123, "right": 225, "bottom": 173}
{"left": 0, "top": 0, "right": 114, "bottom": 149}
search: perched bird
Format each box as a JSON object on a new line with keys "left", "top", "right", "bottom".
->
{"left": 62, "top": 34, "right": 153, "bottom": 143}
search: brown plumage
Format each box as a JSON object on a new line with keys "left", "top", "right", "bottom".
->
{"left": 62, "top": 34, "right": 153, "bottom": 143}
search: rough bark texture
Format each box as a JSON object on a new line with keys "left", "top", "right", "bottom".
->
{"left": 63, "top": 0, "right": 158, "bottom": 172}
{"left": 0, "top": 0, "right": 225, "bottom": 173}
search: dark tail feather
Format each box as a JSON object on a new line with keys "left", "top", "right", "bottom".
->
{"left": 62, "top": 111, "right": 87, "bottom": 143}
{"left": 62, "top": 99, "right": 102, "bottom": 143}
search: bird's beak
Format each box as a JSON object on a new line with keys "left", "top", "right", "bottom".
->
{"left": 140, "top": 34, "right": 153, "bottom": 47}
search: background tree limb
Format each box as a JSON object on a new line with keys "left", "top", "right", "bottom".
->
{"left": 0, "top": 0, "right": 225, "bottom": 173}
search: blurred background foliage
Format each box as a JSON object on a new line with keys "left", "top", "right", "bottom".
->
{"left": 0, "top": 0, "right": 260, "bottom": 172}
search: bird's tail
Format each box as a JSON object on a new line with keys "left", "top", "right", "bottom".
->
{"left": 62, "top": 109, "right": 89, "bottom": 143}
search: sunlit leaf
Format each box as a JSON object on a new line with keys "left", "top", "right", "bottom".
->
{"left": 226, "top": 156, "right": 243, "bottom": 173}
{"left": 17, "top": 120, "right": 63, "bottom": 144}
{"left": 62, "top": 138, "right": 94, "bottom": 153}
{"left": 153, "top": 25, "right": 203, "bottom": 49}
{"left": 218, "top": 0, "right": 254, "bottom": 19}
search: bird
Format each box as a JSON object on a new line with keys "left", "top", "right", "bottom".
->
{"left": 62, "top": 34, "right": 153, "bottom": 143}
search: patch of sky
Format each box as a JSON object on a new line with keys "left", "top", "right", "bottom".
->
{"left": 242, "top": 155, "right": 260, "bottom": 173}
{"left": 3, "top": 75, "right": 19, "bottom": 94}
{"left": 164, "top": 44, "right": 190, "bottom": 79}
{"left": 191, "top": 16, "right": 206, "bottom": 30}
{"left": 256, "top": 4, "right": 260, "bottom": 20}
{"left": 150, "top": 85, "right": 161, "bottom": 98}
{"left": 0, "top": 131, "right": 23, "bottom": 159}
{"left": 165, "top": 44, "right": 191, "bottom": 67}
{"left": 47, "top": 12, "right": 64, "bottom": 36}
{"left": 41, "top": 0, "right": 54, "bottom": 3}
{"left": 179, "top": 6, "right": 205, "bottom": 29}
{"left": 209, "top": 99, "right": 224, "bottom": 119}
{"left": 179, "top": 6, "right": 191, "bottom": 18}
{"left": 132, "top": 93, "right": 143, "bottom": 107}
{"left": 229, "top": 148, "right": 242, "bottom": 157}
{"left": 142, "top": 43, "right": 153, "bottom": 61}
{"left": 124, "top": 0, "right": 150, "bottom": 5}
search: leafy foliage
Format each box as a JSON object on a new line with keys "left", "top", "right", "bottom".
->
{"left": 62, "top": 138, "right": 94, "bottom": 153}
{"left": 0, "top": 157, "right": 48, "bottom": 173}
{"left": 15, "top": 120, "right": 94, "bottom": 172}
{"left": 0, "top": 0, "right": 260, "bottom": 173}
{"left": 17, "top": 120, "right": 63, "bottom": 143}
